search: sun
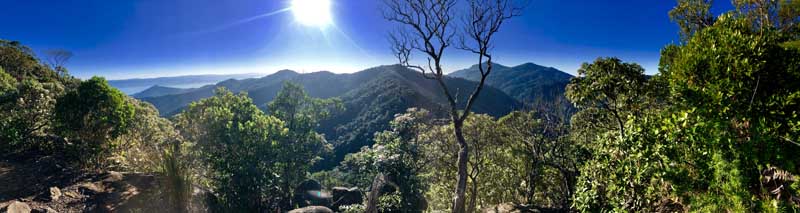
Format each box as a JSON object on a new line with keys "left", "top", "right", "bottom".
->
{"left": 291, "top": 0, "right": 333, "bottom": 27}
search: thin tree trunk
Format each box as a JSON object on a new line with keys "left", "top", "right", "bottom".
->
{"left": 452, "top": 121, "right": 469, "bottom": 213}
{"left": 468, "top": 175, "right": 479, "bottom": 213}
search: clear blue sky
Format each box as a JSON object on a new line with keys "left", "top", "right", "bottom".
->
{"left": 0, "top": 0, "right": 735, "bottom": 79}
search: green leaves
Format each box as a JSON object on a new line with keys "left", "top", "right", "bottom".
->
{"left": 175, "top": 88, "right": 288, "bottom": 211}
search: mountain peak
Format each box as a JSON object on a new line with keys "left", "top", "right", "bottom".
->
{"left": 467, "top": 62, "right": 510, "bottom": 71}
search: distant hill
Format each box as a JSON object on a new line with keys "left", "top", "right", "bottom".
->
{"left": 132, "top": 85, "right": 197, "bottom": 98}
{"left": 108, "top": 73, "right": 264, "bottom": 94}
{"left": 139, "top": 65, "right": 521, "bottom": 169}
{"left": 449, "top": 62, "right": 574, "bottom": 107}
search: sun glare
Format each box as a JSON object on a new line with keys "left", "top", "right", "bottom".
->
{"left": 291, "top": 0, "right": 333, "bottom": 27}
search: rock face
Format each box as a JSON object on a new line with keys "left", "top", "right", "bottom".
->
{"left": 331, "top": 187, "right": 362, "bottom": 210}
{"left": 287, "top": 206, "right": 334, "bottom": 213}
{"left": 6, "top": 201, "right": 31, "bottom": 213}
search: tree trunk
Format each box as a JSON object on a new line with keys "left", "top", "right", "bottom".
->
{"left": 467, "top": 175, "right": 479, "bottom": 213}
{"left": 452, "top": 121, "right": 469, "bottom": 213}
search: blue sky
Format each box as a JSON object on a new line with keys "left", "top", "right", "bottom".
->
{"left": 0, "top": 0, "right": 735, "bottom": 79}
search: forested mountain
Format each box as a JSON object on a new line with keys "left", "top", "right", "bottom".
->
{"left": 140, "top": 65, "right": 521, "bottom": 168}
{"left": 449, "top": 62, "right": 573, "bottom": 106}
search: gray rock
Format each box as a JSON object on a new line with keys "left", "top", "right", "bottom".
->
{"left": 6, "top": 201, "right": 31, "bottom": 213}
{"left": 287, "top": 206, "right": 333, "bottom": 213}
{"left": 32, "top": 207, "right": 57, "bottom": 213}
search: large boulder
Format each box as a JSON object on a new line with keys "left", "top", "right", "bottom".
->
{"left": 288, "top": 206, "right": 334, "bottom": 213}
{"left": 331, "top": 187, "right": 362, "bottom": 210}
{"left": 6, "top": 201, "right": 31, "bottom": 213}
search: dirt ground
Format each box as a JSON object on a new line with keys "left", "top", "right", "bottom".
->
{"left": 0, "top": 157, "right": 173, "bottom": 212}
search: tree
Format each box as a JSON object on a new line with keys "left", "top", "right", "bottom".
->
{"left": 565, "top": 57, "right": 648, "bottom": 139}
{"left": 342, "top": 108, "right": 432, "bottom": 212}
{"left": 499, "top": 111, "right": 578, "bottom": 209}
{"left": 383, "top": 0, "right": 523, "bottom": 211}
{"left": 43, "top": 49, "right": 72, "bottom": 77}
{"left": 175, "top": 88, "right": 288, "bottom": 211}
{"left": 0, "top": 40, "right": 60, "bottom": 82}
{"left": 659, "top": 13, "right": 800, "bottom": 210}
{"left": 267, "top": 82, "right": 342, "bottom": 209}
{"left": 54, "top": 76, "right": 135, "bottom": 167}
{"left": 669, "top": 0, "right": 715, "bottom": 41}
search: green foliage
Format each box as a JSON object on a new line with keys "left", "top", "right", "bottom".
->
{"left": 669, "top": 0, "right": 714, "bottom": 41}
{"left": 267, "top": 82, "right": 342, "bottom": 208}
{"left": 0, "top": 67, "right": 15, "bottom": 91}
{"left": 568, "top": 58, "right": 674, "bottom": 211}
{"left": 110, "top": 98, "right": 179, "bottom": 172}
{"left": 340, "top": 108, "right": 432, "bottom": 211}
{"left": 0, "top": 40, "right": 58, "bottom": 82}
{"left": 658, "top": 13, "right": 800, "bottom": 211}
{"left": 54, "top": 76, "right": 135, "bottom": 167}
{"left": 566, "top": 57, "right": 651, "bottom": 140}
{"left": 572, "top": 114, "right": 673, "bottom": 212}
{"left": 175, "top": 88, "right": 287, "bottom": 211}
{"left": 0, "top": 79, "right": 63, "bottom": 155}
{"left": 499, "top": 111, "right": 579, "bottom": 209}
{"left": 423, "top": 114, "right": 525, "bottom": 212}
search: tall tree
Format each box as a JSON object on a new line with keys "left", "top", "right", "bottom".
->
{"left": 383, "top": 0, "right": 523, "bottom": 211}
{"left": 267, "top": 82, "right": 342, "bottom": 209}
{"left": 565, "top": 57, "right": 648, "bottom": 139}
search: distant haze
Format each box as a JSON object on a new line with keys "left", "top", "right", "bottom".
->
{"left": 109, "top": 73, "right": 264, "bottom": 94}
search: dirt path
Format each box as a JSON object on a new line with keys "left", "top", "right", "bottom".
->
{"left": 0, "top": 157, "right": 171, "bottom": 212}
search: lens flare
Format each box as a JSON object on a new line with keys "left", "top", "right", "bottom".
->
{"left": 291, "top": 0, "right": 333, "bottom": 27}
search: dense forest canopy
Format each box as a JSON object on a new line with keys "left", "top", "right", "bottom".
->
{"left": 1, "top": 0, "right": 800, "bottom": 212}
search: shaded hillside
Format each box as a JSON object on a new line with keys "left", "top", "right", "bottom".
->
{"left": 140, "top": 65, "right": 521, "bottom": 169}
{"left": 449, "top": 62, "right": 573, "bottom": 106}
{"left": 133, "top": 85, "right": 197, "bottom": 98}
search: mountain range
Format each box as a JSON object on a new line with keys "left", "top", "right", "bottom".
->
{"left": 108, "top": 73, "right": 264, "bottom": 94}
{"left": 449, "top": 62, "right": 573, "bottom": 107}
{"left": 127, "top": 63, "right": 573, "bottom": 168}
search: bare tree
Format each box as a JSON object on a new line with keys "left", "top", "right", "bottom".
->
{"left": 384, "top": 0, "right": 523, "bottom": 212}
{"left": 44, "top": 49, "right": 72, "bottom": 76}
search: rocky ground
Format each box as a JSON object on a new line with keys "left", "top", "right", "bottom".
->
{"left": 0, "top": 157, "right": 174, "bottom": 213}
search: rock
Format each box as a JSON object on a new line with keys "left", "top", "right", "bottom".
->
{"left": 47, "top": 187, "right": 62, "bottom": 201}
{"left": 6, "top": 201, "right": 31, "bottom": 213}
{"left": 102, "top": 171, "right": 124, "bottom": 182}
{"left": 293, "top": 180, "right": 328, "bottom": 207}
{"left": 331, "top": 187, "right": 362, "bottom": 210}
{"left": 295, "top": 179, "right": 323, "bottom": 192}
{"left": 32, "top": 207, "right": 57, "bottom": 213}
{"left": 78, "top": 182, "right": 104, "bottom": 195}
{"left": 481, "top": 203, "right": 538, "bottom": 213}
{"left": 63, "top": 190, "right": 80, "bottom": 198}
{"left": 287, "top": 206, "right": 333, "bottom": 213}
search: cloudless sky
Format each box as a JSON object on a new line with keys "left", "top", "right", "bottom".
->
{"left": 0, "top": 0, "right": 735, "bottom": 79}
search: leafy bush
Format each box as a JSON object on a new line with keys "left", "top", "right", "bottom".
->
{"left": 54, "top": 76, "right": 135, "bottom": 167}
